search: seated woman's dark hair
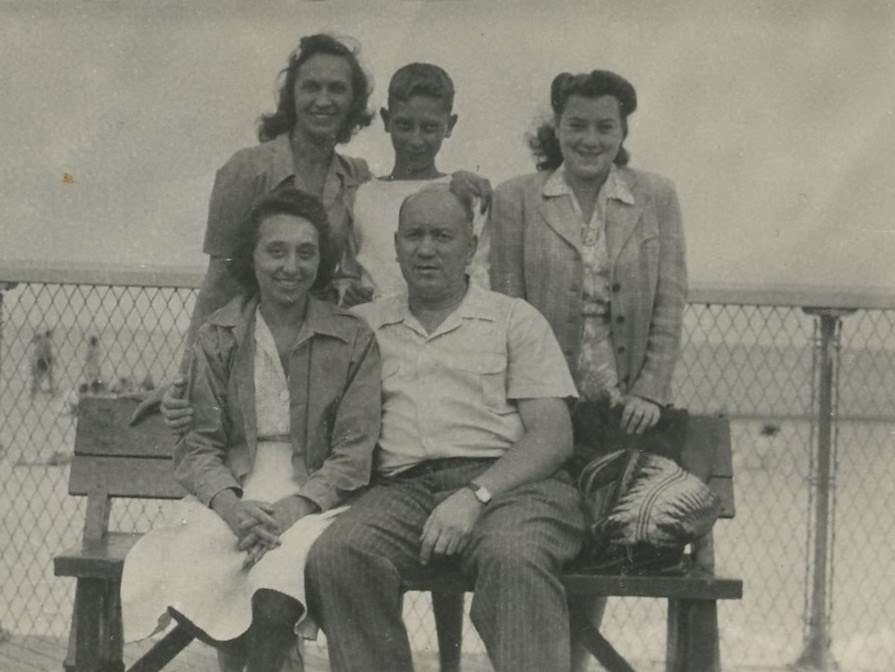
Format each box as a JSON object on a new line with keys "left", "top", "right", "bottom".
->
{"left": 529, "top": 70, "right": 638, "bottom": 172}
{"left": 258, "top": 33, "right": 374, "bottom": 143}
{"left": 229, "top": 186, "right": 338, "bottom": 296}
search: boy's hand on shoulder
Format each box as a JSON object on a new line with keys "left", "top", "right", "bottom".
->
{"left": 450, "top": 170, "right": 492, "bottom": 213}
{"left": 340, "top": 280, "right": 374, "bottom": 308}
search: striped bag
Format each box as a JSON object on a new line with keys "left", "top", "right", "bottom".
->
{"left": 578, "top": 448, "right": 721, "bottom": 554}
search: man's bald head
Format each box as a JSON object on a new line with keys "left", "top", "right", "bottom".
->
{"left": 394, "top": 183, "right": 478, "bottom": 310}
{"left": 398, "top": 183, "right": 475, "bottom": 235}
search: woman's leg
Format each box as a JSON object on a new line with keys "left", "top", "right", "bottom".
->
{"left": 245, "top": 589, "right": 303, "bottom": 672}
{"left": 216, "top": 641, "right": 247, "bottom": 672}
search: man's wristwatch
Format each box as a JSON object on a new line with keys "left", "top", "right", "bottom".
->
{"left": 465, "top": 482, "right": 493, "bottom": 505}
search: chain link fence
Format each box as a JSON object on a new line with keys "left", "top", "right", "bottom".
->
{"left": 1, "top": 268, "right": 893, "bottom": 670}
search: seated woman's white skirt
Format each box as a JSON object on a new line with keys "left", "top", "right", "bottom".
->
{"left": 120, "top": 441, "right": 345, "bottom": 644}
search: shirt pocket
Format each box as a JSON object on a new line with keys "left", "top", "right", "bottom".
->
{"left": 439, "top": 351, "right": 511, "bottom": 413}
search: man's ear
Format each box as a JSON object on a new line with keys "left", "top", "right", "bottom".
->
{"left": 445, "top": 113, "right": 459, "bottom": 138}
{"left": 466, "top": 232, "right": 478, "bottom": 265}
{"left": 380, "top": 107, "right": 391, "bottom": 132}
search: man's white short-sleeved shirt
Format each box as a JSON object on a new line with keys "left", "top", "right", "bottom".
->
{"left": 354, "top": 284, "right": 577, "bottom": 476}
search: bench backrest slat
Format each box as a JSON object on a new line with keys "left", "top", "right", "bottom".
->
{"left": 74, "top": 396, "right": 173, "bottom": 458}
{"left": 71, "top": 397, "right": 184, "bottom": 500}
{"left": 679, "top": 414, "right": 734, "bottom": 519}
{"left": 71, "top": 399, "right": 735, "bottom": 518}
{"left": 69, "top": 455, "right": 185, "bottom": 498}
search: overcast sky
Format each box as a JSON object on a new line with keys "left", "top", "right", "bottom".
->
{"left": 3, "top": 0, "right": 895, "bottom": 291}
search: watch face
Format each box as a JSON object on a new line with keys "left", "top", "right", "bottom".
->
{"left": 471, "top": 484, "right": 492, "bottom": 504}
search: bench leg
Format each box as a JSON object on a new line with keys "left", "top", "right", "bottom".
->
{"left": 100, "top": 582, "right": 124, "bottom": 672}
{"left": 568, "top": 600, "right": 636, "bottom": 672}
{"left": 64, "top": 578, "right": 105, "bottom": 672}
{"left": 126, "top": 624, "right": 194, "bottom": 672}
{"left": 432, "top": 591, "right": 463, "bottom": 672}
{"left": 666, "top": 599, "right": 720, "bottom": 672}
{"left": 569, "top": 594, "right": 608, "bottom": 672}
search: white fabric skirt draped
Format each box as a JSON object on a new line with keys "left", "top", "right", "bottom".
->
{"left": 120, "top": 441, "right": 344, "bottom": 643}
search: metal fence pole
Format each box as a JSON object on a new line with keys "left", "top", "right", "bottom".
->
{"left": 791, "top": 308, "right": 853, "bottom": 671}
{"left": 0, "top": 283, "right": 16, "bottom": 401}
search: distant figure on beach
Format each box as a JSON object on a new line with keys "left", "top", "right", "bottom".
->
{"left": 30, "top": 329, "right": 55, "bottom": 398}
{"left": 109, "top": 376, "right": 134, "bottom": 396}
{"left": 83, "top": 335, "right": 102, "bottom": 391}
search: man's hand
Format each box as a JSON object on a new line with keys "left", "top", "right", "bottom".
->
{"left": 620, "top": 395, "right": 661, "bottom": 435}
{"left": 450, "top": 171, "right": 493, "bottom": 214}
{"left": 419, "top": 488, "right": 484, "bottom": 565}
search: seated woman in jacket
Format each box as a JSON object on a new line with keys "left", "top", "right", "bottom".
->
{"left": 120, "top": 186, "right": 381, "bottom": 672}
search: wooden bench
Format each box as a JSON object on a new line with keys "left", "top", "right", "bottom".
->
{"left": 414, "top": 411, "right": 743, "bottom": 672}
{"left": 55, "top": 397, "right": 741, "bottom": 672}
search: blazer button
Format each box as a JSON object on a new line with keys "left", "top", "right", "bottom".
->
{"left": 611, "top": 283, "right": 621, "bottom": 292}
{"left": 617, "top": 345, "right": 626, "bottom": 354}
{"left": 615, "top": 315, "right": 625, "bottom": 324}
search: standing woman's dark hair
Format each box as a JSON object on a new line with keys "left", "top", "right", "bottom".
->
{"left": 258, "top": 33, "right": 374, "bottom": 143}
{"left": 529, "top": 70, "right": 638, "bottom": 171}
{"left": 229, "top": 187, "right": 338, "bottom": 295}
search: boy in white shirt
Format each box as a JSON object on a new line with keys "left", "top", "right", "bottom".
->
{"left": 343, "top": 63, "right": 490, "bottom": 304}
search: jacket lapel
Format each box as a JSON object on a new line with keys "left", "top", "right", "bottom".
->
{"left": 537, "top": 195, "right": 582, "bottom": 253}
{"left": 606, "top": 170, "right": 644, "bottom": 267}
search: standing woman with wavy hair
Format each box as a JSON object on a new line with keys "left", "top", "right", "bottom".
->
{"left": 194, "top": 32, "right": 375, "bottom": 354}
{"left": 133, "top": 33, "right": 375, "bottom": 426}
{"left": 489, "top": 70, "right": 688, "bottom": 669}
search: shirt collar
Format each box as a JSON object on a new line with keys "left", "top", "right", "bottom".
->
{"left": 209, "top": 293, "right": 350, "bottom": 345}
{"left": 270, "top": 132, "right": 360, "bottom": 190}
{"left": 543, "top": 163, "right": 635, "bottom": 205}
{"left": 367, "top": 281, "right": 495, "bottom": 330}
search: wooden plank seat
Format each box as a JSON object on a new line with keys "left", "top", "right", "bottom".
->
{"left": 55, "top": 397, "right": 741, "bottom": 672}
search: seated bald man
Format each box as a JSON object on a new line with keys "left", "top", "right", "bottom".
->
{"left": 306, "top": 184, "right": 585, "bottom": 672}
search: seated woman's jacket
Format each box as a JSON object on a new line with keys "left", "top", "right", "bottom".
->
{"left": 174, "top": 294, "right": 381, "bottom": 512}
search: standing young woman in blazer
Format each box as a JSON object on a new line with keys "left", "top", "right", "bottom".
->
{"left": 488, "top": 71, "right": 688, "bottom": 671}
{"left": 490, "top": 69, "right": 687, "bottom": 434}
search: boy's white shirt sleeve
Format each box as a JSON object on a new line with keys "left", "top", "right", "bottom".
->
{"left": 468, "top": 207, "right": 491, "bottom": 289}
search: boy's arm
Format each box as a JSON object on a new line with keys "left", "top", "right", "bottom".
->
{"left": 178, "top": 257, "right": 241, "bottom": 375}
{"left": 130, "top": 256, "right": 240, "bottom": 427}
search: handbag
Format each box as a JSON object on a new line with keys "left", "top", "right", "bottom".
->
{"left": 573, "top": 406, "right": 721, "bottom": 573}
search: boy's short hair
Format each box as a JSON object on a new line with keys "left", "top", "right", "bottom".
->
{"left": 387, "top": 62, "right": 455, "bottom": 112}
